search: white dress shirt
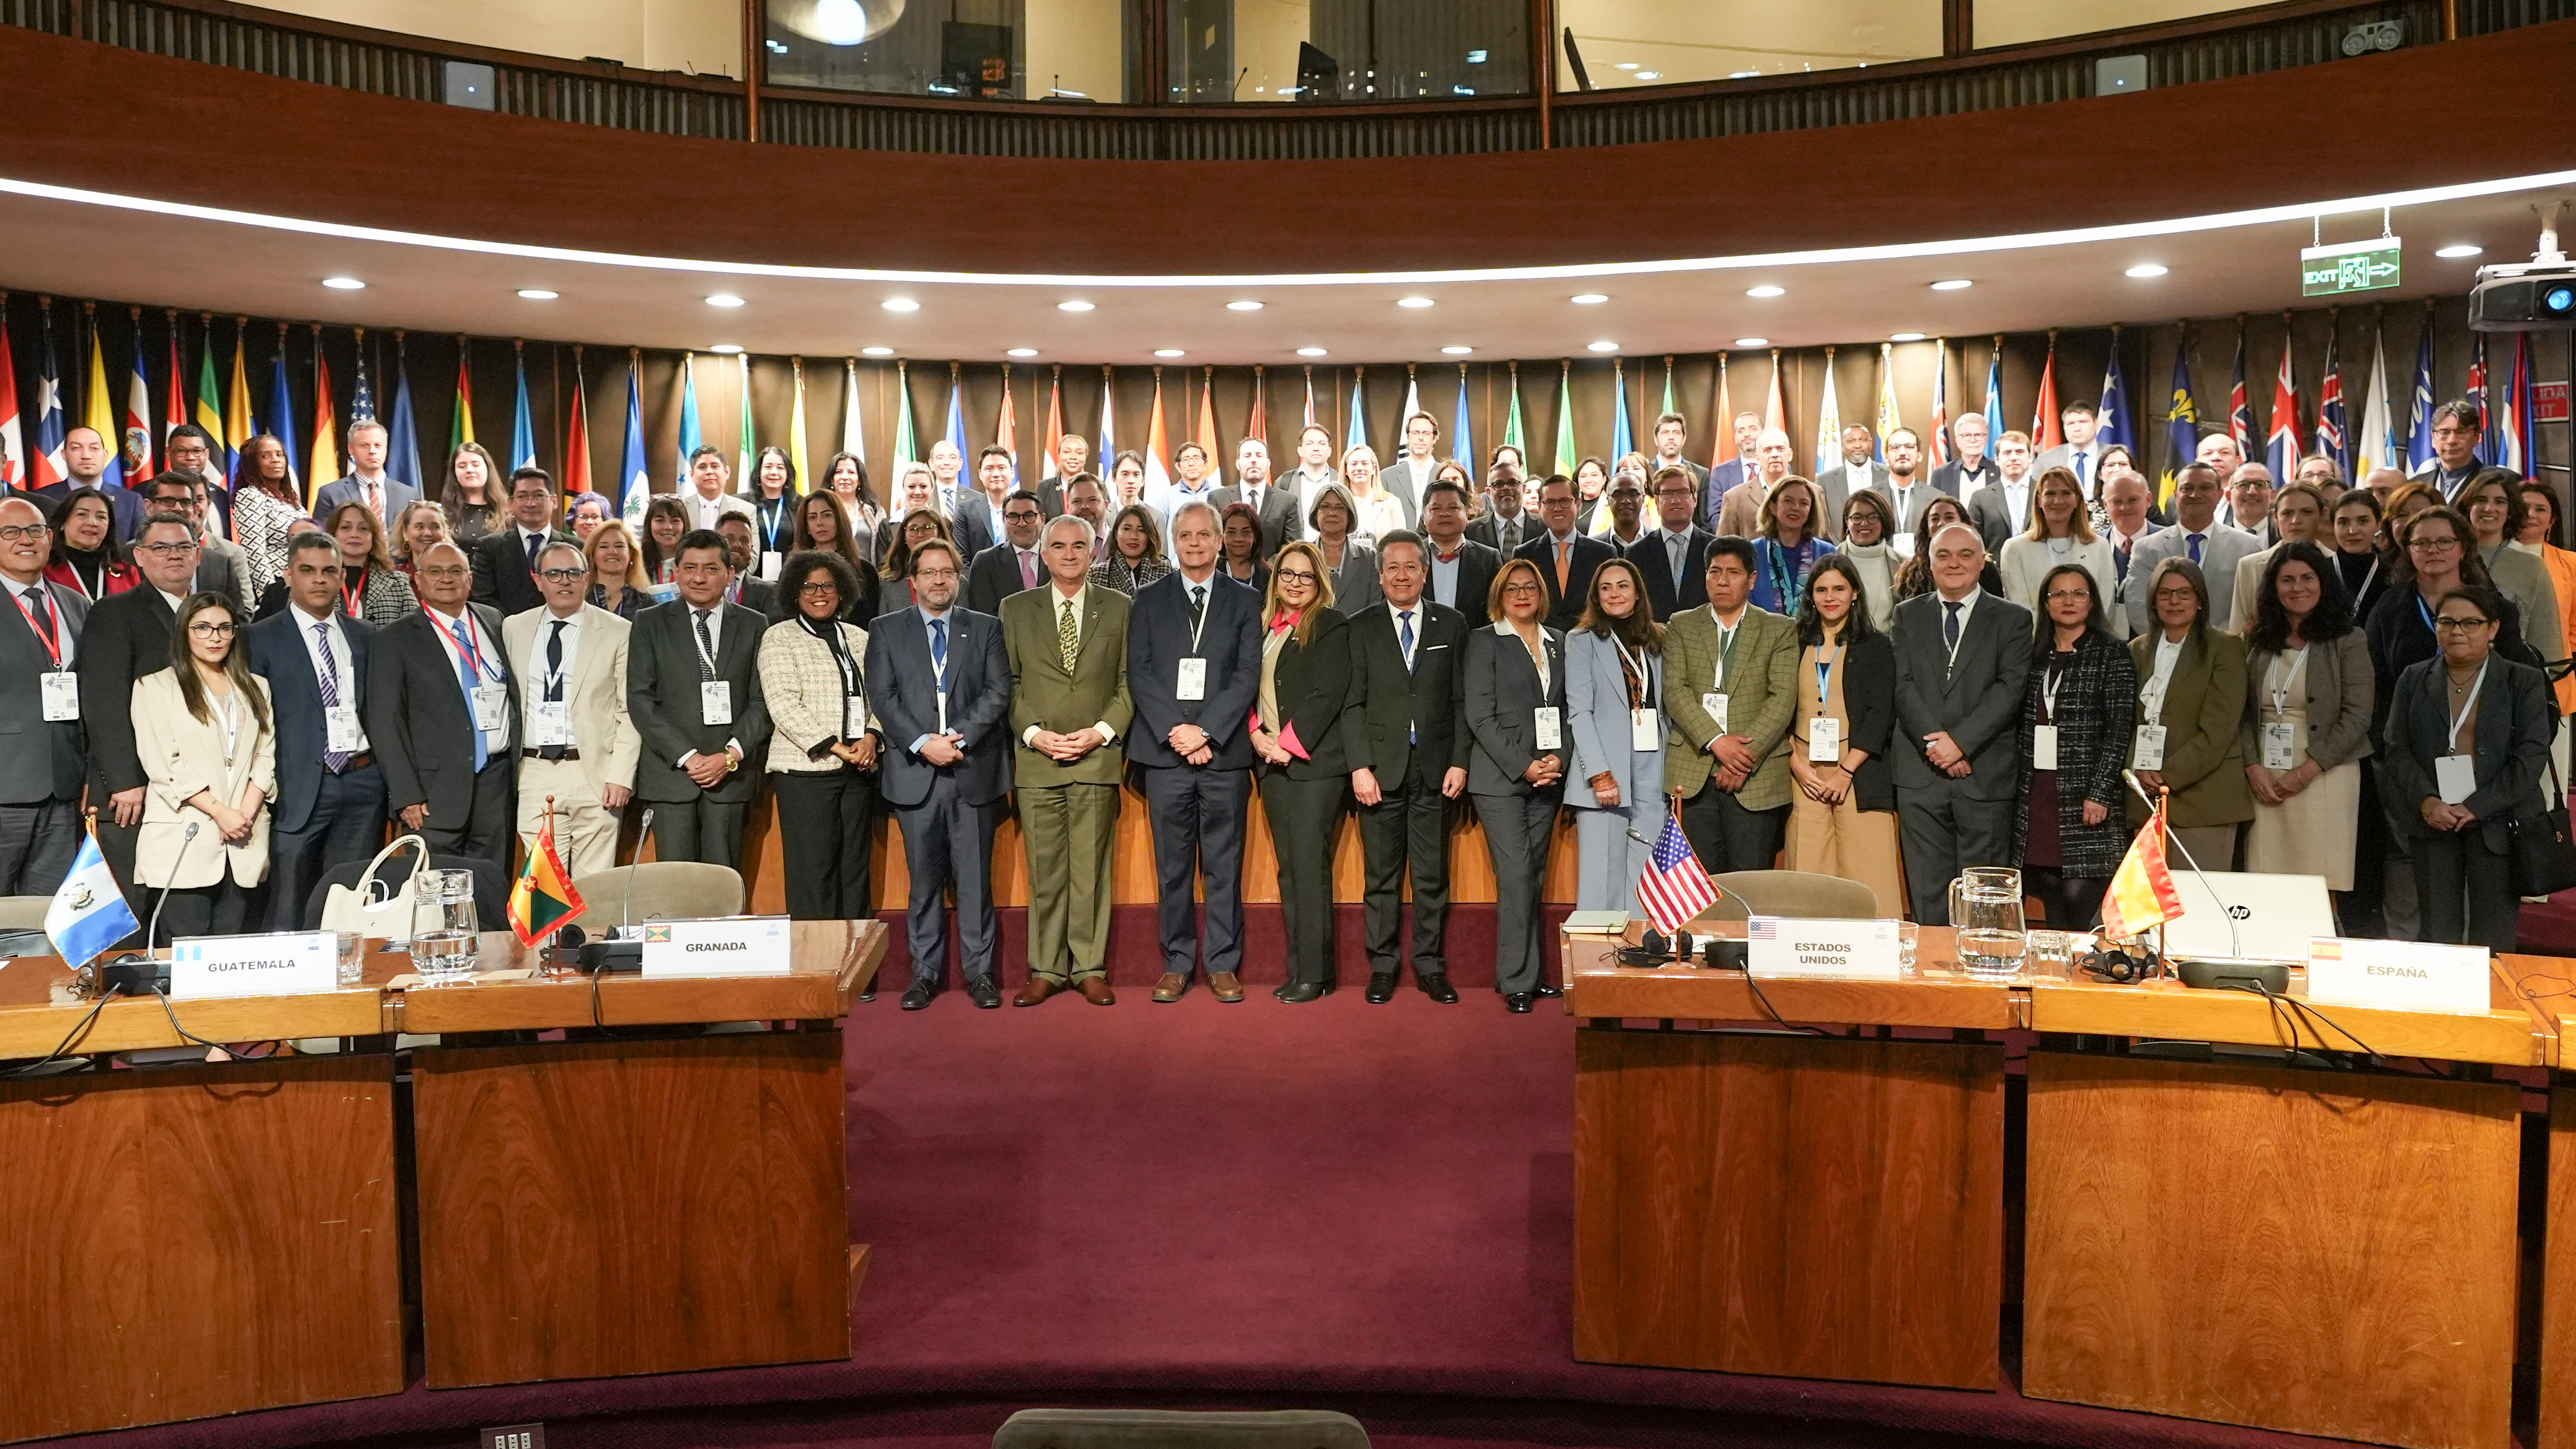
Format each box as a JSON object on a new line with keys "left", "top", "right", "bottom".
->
{"left": 532, "top": 608, "right": 584, "bottom": 744}
{"left": 1019, "top": 583, "right": 1120, "bottom": 747}
{"left": 291, "top": 602, "right": 368, "bottom": 751}
{"left": 426, "top": 604, "right": 510, "bottom": 759}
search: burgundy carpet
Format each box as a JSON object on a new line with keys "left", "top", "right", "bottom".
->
{"left": 51, "top": 992, "right": 2421, "bottom": 1449}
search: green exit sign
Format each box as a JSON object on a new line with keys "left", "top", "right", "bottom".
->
{"left": 2302, "top": 238, "right": 2402, "bottom": 296}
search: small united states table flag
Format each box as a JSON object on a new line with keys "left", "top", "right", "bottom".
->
{"left": 1636, "top": 815, "right": 1718, "bottom": 935}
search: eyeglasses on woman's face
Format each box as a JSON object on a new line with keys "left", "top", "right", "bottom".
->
{"left": 187, "top": 619, "right": 236, "bottom": 638}
{"left": 2434, "top": 614, "right": 2492, "bottom": 632}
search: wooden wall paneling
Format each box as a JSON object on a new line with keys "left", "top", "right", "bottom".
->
{"left": 2023, "top": 1052, "right": 2518, "bottom": 1449}
{"left": 0, "top": 1055, "right": 404, "bottom": 1444}
{"left": 2540, "top": 1085, "right": 2576, "bottom": 1449}
{"left": 1571, "top": 1029, "right": 2005, "bottom": 1389}
{"left": 411, "top": 1031, "right": 850, "bottom": 1386}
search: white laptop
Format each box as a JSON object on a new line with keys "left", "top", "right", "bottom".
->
{"left": 2158, "top": 870, "right": 2336, "bottom": 964}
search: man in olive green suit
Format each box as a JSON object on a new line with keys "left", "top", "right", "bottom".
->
{"left": 1003, "top": 513, "right": 1137, "bottom": 1006}
{"left": 1659, "top": 536, "right": 1800, "bottom": 873}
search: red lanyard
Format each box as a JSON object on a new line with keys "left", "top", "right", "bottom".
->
{"left": 342, "top": 569, "right": 364, "bottom": 618}
{"left": 441, "top": 612, "right": 495, "bottom": 682}
{"left": 9, "top": 584, "right": 63, "bottom": 668}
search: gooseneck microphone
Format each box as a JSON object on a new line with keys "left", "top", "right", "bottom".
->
{"left": 2120, "top": 769, "right": 2280, "bottom": 989}
{"left": 143, "top": 822, "right": 201, "bottom": 954}
{"left": 618, "top": 808, "right": 655, "bottom": 940}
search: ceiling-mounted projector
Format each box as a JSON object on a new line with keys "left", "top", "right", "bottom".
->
{"left": 774, "top": 0, "right": 905, "bottom": 46}
{"left": 2469, "top": 200, "right": 2575, "bottom": 332}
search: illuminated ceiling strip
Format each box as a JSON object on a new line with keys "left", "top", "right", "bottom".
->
{"left": 3, "top": 169, "right": 2571, "bottom": 288}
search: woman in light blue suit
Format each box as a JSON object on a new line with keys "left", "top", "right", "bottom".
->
{"left": 1564, "top": 557, "right": 1668, "bottom": 916}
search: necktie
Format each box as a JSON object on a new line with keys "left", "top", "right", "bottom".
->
{"left": 524, "top": 531, "right": 542, "bottom": 577}
{"left": 930, "top": 616, "right": 949, "bottom": 679}
{"left": 1020, "top": 550, "right": 1038, "bottom": 589}
{"left": 1190, "top": 585, "right": 1208, "bottom": 634}
{"left": 1059, "top": 597, "right": 1079, "bottom": 673}
{"left": 367, "top": 480, "right": 382, "bottom": 519}
{"left": 2073, "top": 452, "right": 2089, "bottom": 489}
{"left": 21, "top": 586, "right": 54, "bottom": 646}
{"left": 1943, "top": 599, "right": 1963, "bottom": 651}
{"left": 314, "top": 622, "right": 348, "bottom": 774}
{"left": 1555, "top": 539, "right": 1571, "bottom": 596}
{"left": 2187, "top": 532, "right": 2205, "bottom": 564}
{"left": 446, "top": 616, "right": 487, "bottom": 771}
{"left": 1668, "top": 534, "right": 1683, "bottom": 583}
{"left": 1399, "top": 609, "right": 1418, "bottom": 744}
{"left": 693, "top": 609, "right": 717, "bottom": 681}
{"left": 542, "top": 619, "right": 568, "bottom": 761}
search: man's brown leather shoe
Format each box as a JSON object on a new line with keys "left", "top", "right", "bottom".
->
{"left": 1208, "top": 972, "right": 1246, "bottom": 1003}
{"left": 1014, "top": 977, "right": 1060, "bottom": 1007}
{"left": 1152, "top": 972, "right": 1189, "bottom": 1002}
{"left": 1078, "top": 975, "right": 1116, "bottom": 1005}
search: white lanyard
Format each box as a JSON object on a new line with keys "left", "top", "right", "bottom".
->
{"left": 2265, "top": 645, "right": 2310, "bottom": 716}
{"left": 2348, "top": 556, "right": 2379, "bottom": 605}
{"left": 1186, "top": 581, "right": 1213, "bottom": 653}
{"left": 1609, "top": 633, "right": 1652, "bottom": 704}
{"left": 212, "top": 687, "right": 242, "bottom": 765}
{"left": 2446, "top": 657, "right": 2491, "bottom": 752}
{"left": 2141, "top": 634, "right": 2182, "bottom": 718}
{"left": 2040, "top": 655, "right": 2067, "bottom": 723}
{"left": 690, "top": 608, "right": 723, "bottom": 678}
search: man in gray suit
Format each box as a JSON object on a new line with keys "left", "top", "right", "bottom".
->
{"left": 312, "top": 419, "right": 418, "bottom": 525}
{"left": 2033, "top": 400, "right": 2109, "bottom": 504}
{"left": 138, "top": 471, "right": 250, "bottom": 612}
{"left": 1647, "top": 411, "right": 1709, "bottom": 494}
{"left": 1966, "top": 430, "right": 2039, "bottom": 553}
{"left": 1891, "top": 523, "right": 2034, "bottom": 923}
{"left": 2119, "top": 462, "right": 2259, "bottom": 635}
{"left": 1379, "top": 410, "right": 1444, "bottom": 520}
{"left": 1868, "top": 427, "right": 1948, "bottom": 552}
{"left": 1811, "top": 422, "right": 1884, "bottom": 543}
{"left": 1211, "top": 438, "right": 1300, "bottom": 562}
{"left": 0, "top": 498, "right": 88, "bottom": 894}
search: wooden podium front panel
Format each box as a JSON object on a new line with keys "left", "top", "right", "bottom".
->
{"left": 2538, "top": 1088, "right": 2576, "bottom": 1449}
{"left": 412, "top": 1031, "right": 850, "bottom": 1386}
{"left": 2024, "top": 1053, "right": 2517, "bottom": 1449}
{"left": 0, "top": 1055, "right": 404, "bottom": 1445}
{"left": 1571, "top": 1028, "right": 2004, "bottom": 1389}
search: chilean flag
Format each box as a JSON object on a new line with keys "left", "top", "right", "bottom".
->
{"left": 2263, "top": 329, "right": 2302, "bottom": 481}
{"left": 27, "top": 307, "right": 67, "bottom": 490}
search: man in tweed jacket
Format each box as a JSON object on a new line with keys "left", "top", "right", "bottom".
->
{"left": 1660, "top": 537, "right": 1800, "bottom": 874}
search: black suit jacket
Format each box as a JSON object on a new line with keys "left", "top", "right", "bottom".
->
{"left": 1210, "top": 483, "right": 1301, "bottom": 561}
{"left": 1625, "top": 527, "right": 1715, "bottom": 622}
{"left": 1259, "top": 608, "right": 1355, "bottom": 780}
{"left": 470, "top": 527, "right": 578, "bottom": 618}
{"left": 947, "top": 492, "right": 998, "bottom": 560}
{"left": 0, "top": 577, "right": 88, "bottom": 803}
{"left": 1126, "top": 570, "right": 1263, "bottom": 771}
{"left": 367, "top": 605, "right": 520, "bottom": 825}
{"left": 965, "top": 542, "right": 1040, "bottom": 619}
{"left": 74, "top": 584, "right": 180, "bottom": 797}
{"left": 1514, "top": 532, "right": 1617, "bottom": 632}
{"left": 863, "top": 604, "right": 1012, "bottom": 808}
{"left": 1836, "top": 631, "right": 1900, "bottom": 813}
{"left": 626, "top": 600, "right": 771, "bottom": 806}
{"left": 1465, "top": 512, "right": 1537, "bottom": 557}
{"left": 1426, "top": 538, "right": 1503, "bottom": 627}
{"left": 1340, "top": 599, "right": 1470, "bottom": 789}
{"left": 732, "top": 576, "right": 778, "bottom": 617}
{"left": 1890, "top": 591, "right": 2034, "bottom": 803}
{"left": 248, "top": 607, "right": 372, "bottom": 835}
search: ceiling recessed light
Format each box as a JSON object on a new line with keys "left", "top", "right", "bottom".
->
{"left": 861, "top": 346, "right": 894, "bottom": 357}
{"left": 2124, "top": 263, "right": 2168, "bottom": 278}
{"left": 1571, "top": 293, "right": 1609, "bottom": 305}
{"left": 1745, "top": 285, "right": 1786, "bottom": 298}
{"left": 1890, "top": 332, "right": 1926, "bottom": 343}
{"left": 1733, "top": 337, "right": 1769, "bottom": 348}
{"left": 1154, "top": 348, "right": 1186, "bottom": 358}
{"left": 1058, "top": 300, "right": 1095, "bottom": 312}
{"left": 1441, "top": 345, "right": 1474, "bottom": 356}
{"left": 1398, "top": 296, "right": 1435, "bottom": 309}
{"left": 1587, "top": 340, "right": 1620, "bottom": 352}
{"left": 515, "top": 288, "right": 558, "bottom": 301}
{"left": 1227, "top": 300, "right": 1264, "bottom": 311}
{"left": 1296, "top": 347, "right": 1328, "bottom": 357}
{"left": 1930, "top": 279, "right": 1973, "bottom": 291}
{"left": 706, "top": 293, "right": 745, "bottom": 307}
{"left": 322, "top": 276, "right": 364, "bottom": 290}
{"left": 2437, "top": 243, "right": 2483, "bottom": 258}
{"left": 881, "top": 297, "right": 920, "bottom": 312}
{"left": 1006, "top": 347, "right": 1038, "bottom": 358}
{"left": 709, "top": 343, "right": 744, "bottom": 355}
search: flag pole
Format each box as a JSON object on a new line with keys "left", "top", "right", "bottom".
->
{"left": 2155, "top": 783, "right": 2172, "bottom": 976}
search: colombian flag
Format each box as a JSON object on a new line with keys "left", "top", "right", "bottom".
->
{"left": 507, "top": 808, "right": 586, "bottom": 946}
{"left": 2099, "top": 798, "right": 2186, "bottom": 942}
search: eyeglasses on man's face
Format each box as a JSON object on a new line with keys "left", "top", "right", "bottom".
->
{"left": 537, "top": 567, "right": 586, "bottom": 583}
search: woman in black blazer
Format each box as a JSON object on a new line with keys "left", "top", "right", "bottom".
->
{"left": 2381, "top": 584, "right": 2554, "bottom": 950}
{"left": 2012, "top": 563, "right": 2139, "bottom": 929}
{"left": 1466, "top": 556, "right": 1570, "bottom": 1013}
{"left": 1782, "top": 554, "right": 1905, "bottom": 916}
{"left": 1252, "top": 541, "right": 1356, "bottom": 1003}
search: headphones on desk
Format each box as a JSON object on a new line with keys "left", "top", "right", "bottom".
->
{"left": 2076, "top": 938, "right": 2161, "bottom": 984}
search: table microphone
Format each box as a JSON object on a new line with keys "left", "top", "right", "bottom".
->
{"left": 2118, "top": 769, "right": 2283, "bottom": 992}
{"left": 574, "top": 809, "right": 655, "bottom": 973}
{"left": 97, "top": 822, "right": 199, "bottom": 997}
{"left": 1623, "top": 823, "right": 1748, "bottom": 970}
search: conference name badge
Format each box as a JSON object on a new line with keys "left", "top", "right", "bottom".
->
{"left": 1533, "top": 707, "right": 1563, "bottom": 752}
{"left": 700, "top": 681, "right": 733, "bottom": 727}
{"left": 168, "top": 931, "right": 339, "bottom": 1001}
{"left": 1746, "top": 916, "right": 1901, "bottom": 981}
{"left": 471, "top": 683, "right": 508, "bottom": 731}
{"left": 41, "top": 672, "right": 78, "bottom": 722}
{"left": 1630, "top": 708, "right": 1661, "bottom": 752}
{"left": 2261, "top": 722, "right": 2298, "bottom": 771}
{"left": 845, "top": 694, "right": 869, "bottom": 741}
{"left": 2131, "top": 724, "right": 2167, "bottom": 771}
{"left": 639, "top": 916, "right": 793, "bottom": 979}
{"left": 2308, "top": 936, "right": 2490, "bottom": 1016}
{"left": 529, "top": 701, "right": 572, "bottom": 748}
{"left": 1807, "top": 716, "right": 1840, "bottom": 763}
{"left": 325, "top": 704, "right": 363, "bottom": 752}
{"left": 1176, "top": 657, "right": 1208, "bottom": 701}
{"left": 2031, "top": 724, "right": 2060, "bottom": 772}
{"left": 1702, "top": 692, "right": 1729, "bottom": 734}
{"left": 2437, "top": 753, "right": 2476, "bottom": 806}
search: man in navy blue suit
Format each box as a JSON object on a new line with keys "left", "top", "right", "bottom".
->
{"left": 1124, "top": 499, "right": 1263, "bottom": 1002}
{"left": 248, "top": 531, "right": 386, "bottom": 930}
{"left": 864, "top": 537, "right": 1014, "bottom": 1010}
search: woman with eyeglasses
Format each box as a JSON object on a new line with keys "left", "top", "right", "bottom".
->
{"left": 2382, "top": 584, "right": 2553, "bottom": 949}
{"left": 1834, "top": 491, "right": 1898, "bottom": 631}
{"left": 1251, "top": 541, "right": 1354, "bottom": 1003}
{"left": 2125, "top": 557, "right": 2253, "bottom": 872}
{"left": 1466, "top": 556, "right": 1569, "bottom": 1014}
{"left": 585, "top": 520, "right": 651, "bottom": 619}
{"left": 130, "top": 594, "right": 274, "bottom": 942}
{"left": 320, "top": 501, "right": 418, "bottom": 626}
{"left": 2459, "top": 466, "right": 2565, "bottom": 664}
{"left": 2013, "top": 564, "right": 2136, "bottom": 929}
{"left": 791, "top": 489, "right": 880, "bottom": 622}
{"left": 879, "top": 508, "right": 953, "bottom": 614}
{"left": 1306, "top": 483, "right": 1381, "bottom": 613}
{"left": 758, "top": 550, "right": 883, "bottom": 926}
{"left": 41, "top": 487, "right": 138, "bottom": 601}
{"left": 2241, "top": 541, "right": 2373, "bottom": 902}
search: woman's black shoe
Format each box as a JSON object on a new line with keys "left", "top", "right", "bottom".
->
{"left": 1278, "top": 981, "right": 1330, "bottom": 1004}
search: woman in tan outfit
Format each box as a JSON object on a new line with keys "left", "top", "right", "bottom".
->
{"left": 1783, "top": 554, "right": 1906, "bottom": 915}
{"left": 132, "top": 593, "right": 276, "bottom": 944}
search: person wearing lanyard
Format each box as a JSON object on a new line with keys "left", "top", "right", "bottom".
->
{"left": 503, "top": 541, "right": 642, "bottom": 881}
{"left": 1466, "top": 557, "right": 1570, "bottom": 1014}
{"left": 861, "top": 537, "right": 1011, "bottom": 1008}
{"left": 746, "top": 446, "right": 799, "bottom": 581}
{"left": 0, "top": 498, "right": 89, "bottom": 895}
{"left": 1783, "top": 555, "right": 1905, "bottom": 917}
{"left": 1662, "top": 537, "right": 1800, "bottom": 877}
{"left": 367, "top": 540, "right": 522, "bottom": 863}
{"left": 2241, "top": 542, "right": 2375, "bottom": 905}
{"left": 626, "top": 529, "right": 772, "bottom": 873}
{"left": 2011, "top": 564, "right": 2136, "bottom": 930}
{"left": 131, "top": 594, "right": 276, "bottom": 943}
{"left": 2329, "top": 490, "right": 2391, "bottom": 634}
{"left": 468, "top": 466, "right": 577, "bottom": 618}
{"left": 2123, "top": 557, "right": 2252, "bottom": 875}
{"left": 246, "top": 533, "right": 386, "bottom": 932}
{"left": 2382, "top": 586, "right": 2554, "bottom": 949}
{"left": 40, "top": 488, "right": 137, "bottom": 603}
{"left": 757, "top": 551, "right": 887, "bottom": 964}
{"left": 322, "top": 501, "right": 418, "bottom": 628}
{"left": 1123, "top": 501, "right": 1265, "bottom": 1003}
{"left": 1344, "top": 531, "right": 1471, "bottom": 1005}
{"left": 1564, "top": 557, "right": 1668, "bottom": 918}
{"left": 1890, "top": 524, "right": 2035, "bottom": 925}
{"left": 2460, "top": 467, "right": 2565, "bottom": 664}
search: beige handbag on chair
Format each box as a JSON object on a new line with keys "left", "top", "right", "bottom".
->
{"left": 319, "top": 834, "right": 443, "bottom": 944}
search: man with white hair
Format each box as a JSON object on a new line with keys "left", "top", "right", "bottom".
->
{"left": 1931, "top": 413, "right": 1998, "bottom": 500}
{"left": 1713, "top": 428, "right": 1796, "bottom": 537}
{"left": 1890, "top": 523, "right": 2033, "bottom": 924}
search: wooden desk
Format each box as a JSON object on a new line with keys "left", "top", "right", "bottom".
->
{"left": 1565, "top": 925, "right": 2007, "bottom": 1390}
{"left": 2498, "top": 954, "right": 2576, "bottom": 1449}
{"left": 0, "top": 962, "right": 402, "bottom": 1445}
{"left": 2023, "top": 965, "right": 2528, "bottom": 1449}
{"left": 404, "top": 918, "right": 883, "bottom": 1388}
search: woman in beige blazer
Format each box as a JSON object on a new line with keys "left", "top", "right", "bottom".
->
{"left": 2125, "top": 558, "right": 2253, "bottom": 870}
{"left": 132, "top": 593, "right": 277, "bottom": 943}
{"left": 757, "top": 550, "right": 882, "bottom": 927}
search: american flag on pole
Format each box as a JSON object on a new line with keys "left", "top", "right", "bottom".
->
{"left": 1636, "top": 814, "right": 1718, "bottom": 935}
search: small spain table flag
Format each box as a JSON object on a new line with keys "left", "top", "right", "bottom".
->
{"left": 508, "top": 802, "right": 586, "bottom": 946}
{"left": 2099, "top": 797, "right": 2186, "bottom": 942}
